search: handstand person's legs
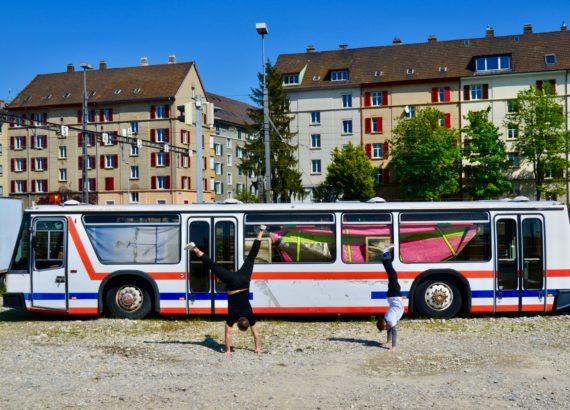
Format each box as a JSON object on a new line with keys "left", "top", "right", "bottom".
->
{"left": 382, "top": 255, "right": 401, "bottom": 298}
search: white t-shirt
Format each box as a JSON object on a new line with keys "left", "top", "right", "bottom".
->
{"left": 385, "top": 296, "right": 403, "bottom": 327}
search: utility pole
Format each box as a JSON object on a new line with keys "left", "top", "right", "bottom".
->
{"left": 196, "top": 95, "right": 203, "bottom": 203}
{"left": 80, "top": 62, "right": 93, "bottom": 203}
{"left": 256, "top": 22, "right": 271, "bottom": 203}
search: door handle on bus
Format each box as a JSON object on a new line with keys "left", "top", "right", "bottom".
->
{"left": 55, "top": 276, "right": 65, "bottom": 284}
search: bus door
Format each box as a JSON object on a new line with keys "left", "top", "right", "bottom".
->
{"left": 187, "top": 217, "right": 237, "bottom": 314}
{"left": 31, "top": 217, "right": 68, "bottom": 311}
{"left": 494, "top": 215, "right": 546, "bottom": 312}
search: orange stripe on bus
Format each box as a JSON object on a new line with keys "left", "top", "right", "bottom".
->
{"left": 252, "top": 270, "right": 493, "bottom": 280}
{"left": 547, "top": 269, "right": 570, "bottom": 277}
{"left": 67, "top": 216, "right": 107, "bottom": 280}
{"left": 470, "top": 306, "right": 494, "bottom": 313}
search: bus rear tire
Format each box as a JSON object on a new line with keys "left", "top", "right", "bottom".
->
{"left": 106, "top": 281, "right": 152, "bottom": 319}
{"left": 414, "top": 278, "right": 462, "bottom": 319}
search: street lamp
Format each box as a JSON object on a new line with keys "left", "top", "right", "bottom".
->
{"left": 256, "top": 22, "right": 271, "bottom": 203}
{"left": 80, "top": 62, "right": 93, "bottom": 203}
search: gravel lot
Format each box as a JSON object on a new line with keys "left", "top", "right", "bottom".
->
{"left": 0, "top": 305, "right": 569, "bottom": 409}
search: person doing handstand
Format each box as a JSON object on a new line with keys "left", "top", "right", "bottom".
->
{"left": 376, "top": 244, "right": 403, "bottom": 352}
{"left": 187, "top": 226, "right": 266, "bottom": 357}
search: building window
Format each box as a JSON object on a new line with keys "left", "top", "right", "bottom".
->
{"left": 432, "top": 87, "right": 450, "bottom": 103}
{"left": 14, "top": 158, "right": 25, "bottom": 172}
{"left": 227, "top": 172, "right": 233, "bottom": 185}
{"left": 215, "top": 125, "right": 221, "bottom": 135}
{"left": 105, "top": 155, "right": 116, "bottom": 169}
{"left": 215, "top": 162, "right": 222, "bottom": 175}
{"left": 58, "top": 146, "right": 67, "bottom": 159}
{"left": 131, "top": 121, "right": 139, "bottom": 134}
{"left": 156, "top": 152, "right": 166, "bottom": 167}
{"left": 342, "top": 120, "right": 353, "bottom": 134}
{"left": 215, "top": 181, "right": 223, "bottom": 194}
{"left": 544, "top": 54, "right": 556, "bottom": 65}
{"left": 330, "top": 70, "right": 348, "bottom": 81}
{"left": 130, "top": 165, "right": 139, "bottom": 179}
{"left": 237, "top": 128, "right": 242, "bottom": 140}
{"left": 157, "top": 176, "right": 168, "bottom": 189}
{"left": 130, "top": 144, "right": 139, "bottom": 156}
{"left": 475, "top": 55, "right": 511, "bottom": 72}
{"left": 129, "top": 192, "right": 139, "bottom": 203}
{"left": 227, "top": 154, "right": 232, "bottom": 166}
{"left": 35, "top": 157, "right": 47, "bottom": 171}
{"left": 372, "top": 143, "right": 383, "bottom": 159}
{"left": 59, "top": 168, "right": 67, "bottom": 182}
{"left": 34, "top": 180, "right": 47, "bottom": 193}
{"left": 310, "top": 111, "right": 321, "bottom": 125}
{"left": 311, "top": 159, "right": 322, "bottom": 174}
{"left": 14, "top": 136, "right": 25, "bottom": 150}
{"left": 311, "top": 134, "right": 321, "bottom": 149}
{"left": 508, "top": 152, "right": 520, "bottom": 168}
{"left": 507, "top": 125, "right": 519, "bottom": 139}
{"left": 14, "top": 180, "right": 26, "bottom": 193}
{"left": 405, "top": 105, "right": 416, "bottom": 118}
{"left": 215, "top": 143, "right": 223, "bottom": 156}
{"left": 342, "top": 94, "right": 352, "bottom": 108}
{"left": 283, "top": 74, "right": 300, "bottom": 85}
{"left": 471, "top": 85, "right": 482, "bottom": 100}
{"left": 507, "top": 100, "right": 517, "bottom": 113}
{"left": 372, "top": 92, "right": 382, "bottom": 106}
{"left": 33, "top": 134, "right": 47, "bottom": 149}
{"left": 156, "top": 129, "right": 166, "bottom": 143}
{"left": 155, "top": 105, "right": 166, "bottom": 119}
{"left": 227, "top": 138, "right": 232, "bottom": 148}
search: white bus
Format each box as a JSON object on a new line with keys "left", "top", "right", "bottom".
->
{"left": 4, "top": 198, "right": 570, "bottom": 319}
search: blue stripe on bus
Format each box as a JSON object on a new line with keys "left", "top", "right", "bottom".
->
{"left": 372, "top": 289, "right": 555, "bottom": 300}
{"left": 371, "top": 291, "right": 410, "bottom": 299}
{"left": 161, "top": 292, "right": 254, "bottom": 301}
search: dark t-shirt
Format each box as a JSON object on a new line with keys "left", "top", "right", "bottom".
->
{"left": 227, "top": 290, "right": 255, "bottom": 327}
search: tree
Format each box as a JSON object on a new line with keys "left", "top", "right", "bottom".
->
{"left": 324, "top": 142, "right": 375, "bottom": 201}
{"left": 240, "top": 62, "right": 305, "bottom": 202}
{"left": 235, "top": 189, "right": 259, "bottom": 203}
{"left": 508, "top": 84, "right": 569, "bottom": 200}
{"left": 462, "top": 108, "right": 512, "bottom": 199}
{"left": 390, "top": 107, "right": 461, "bottom": 201}
{"left": 312, "top": 181, "right": 340, "bottom": 203}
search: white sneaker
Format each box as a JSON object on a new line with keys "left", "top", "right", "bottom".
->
{"left": 382, "top": 243, "right": 395, "bottom": 253}
{"left": 184, "top": 242, "right": 196, "bottom": 251}
{"left": 259, "top": 224, "right": 267, "bottom": 232}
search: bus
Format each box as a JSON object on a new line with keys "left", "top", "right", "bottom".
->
{"left": 3, "top": 198, "right": 570, "bottom": 319}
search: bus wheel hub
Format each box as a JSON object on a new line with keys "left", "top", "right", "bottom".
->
{"left": 425, "top": 283, "right": 453, "bottom": 311}
{"left": 117, "top": 286, "right": 143, "bottom": 311}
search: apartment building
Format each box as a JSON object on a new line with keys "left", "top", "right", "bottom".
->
{"left": 276, "top": 24, "right": 570, "bottom": 201}
{"left": 0, "top": 100, "right": 6, "bottom": 196}
{"left": 5, "top": 57, "right": 214, "bottom": 207}
{"left": 206, "top": 92, "right": 256, "bottom": 201}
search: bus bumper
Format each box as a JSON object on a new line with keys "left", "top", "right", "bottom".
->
{"left": 2, "top": 293, "right": 26, "bottom": 310}
{"left": 553, "top": 290, "right": 570, "bottom": 313}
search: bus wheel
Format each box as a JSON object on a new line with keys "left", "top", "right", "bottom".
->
{"left": 415, "top": 278, "right": 462, "bottom": 319}
{"left": 106, "top": 282, "right": 152, "bottom": 319}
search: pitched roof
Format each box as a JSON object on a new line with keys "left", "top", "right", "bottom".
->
{"left": 275, "top": 30, "right": 570, "bottom": 90}
{"left": 206, "top": 92, "right": 254, "bottom": 126}
{"left": 8, "top": 62, "right": 196, "bottom": 109}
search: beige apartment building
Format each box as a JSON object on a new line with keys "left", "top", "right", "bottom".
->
{"left": 5, "top": 58, "right": 214, "bottom": 206}
{"left": 0, "top": 100, "right": 7, "bottom": 196}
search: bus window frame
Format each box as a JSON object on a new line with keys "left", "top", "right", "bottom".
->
{"left": 340, "top": 212, "right": 393, "bottom": 264}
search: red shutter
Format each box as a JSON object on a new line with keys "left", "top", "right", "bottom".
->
{"left": 365, "top": 118, "right": 371, "bottom": 133}
{"left": 90, "top": 134, "right": 96, "bottom": 146}
{"left": 78, "top": 179, "right": 82, "bottom": 191}
{"left": 78, "top": 133, "right": 83, "bottom": 147}
{"left": 10, "top": 159, "right": 14, "bottom": 172}
{"left": 42, "top": 135, "right": 48, "bottom": 149}
{"left": 31, "top": 180, "right": 36, "bottom": 193}
{"left": 31, "top": 159, "right": 36, "bottom": 171}
{"left": 180, "top": 130, "right": 184, "bottom": 143}
{"left": 364, "top": 92, "right": 371, "bottom": 107}
{"left": 444, "top": 87, "right": 450, "bottom": 102}
{"left": 463, "top": 86, "right": 470, "bottom": 101}
{"left": 377, "top": 117, "right": 383, "bottom": 133}
{"left": 165, "top": 152, "right": 171, "bottom": 166}
{"left": 100, "top": 155, "right": 105, "bottom": 169}
{"left": 383, "top": 169, "right": 390, "bottom": 184}
{"left": 22, "top": 136, "right": 26, "bottom": 149}
{"left": 150, "top": 105, "right": 156, "bottom": 119}
{"left": 113, "top": 154, "right": 118, "bottom": 168}
{"left": 431, "top": 87, "right": 438, "bottom": 102}
{"left": 11, "top": 181, "right": 15, "bottom": 193}
{"left": 536, "top": 80, "right": 543, "bottom": 91}
{"left": 91, "top": 178, "right": 96, "bottom": 191}
{"left": 10, "top": 137, "right": 14, "bottom": 150}
{"left": 151, "top": 152, "right": 156, "bottom": 167}
{"left": 150, "top": 129, "right": 156, "bottom": 143}
{"left": 365, "top": 144, "right": 372, "bottom": 159}
{"left": 42, "top": 113, "right": 47, "bottom": 124}
{"left": 151, "top": 176, "right": 157, "bottom": 189}
{"left": 383, "top": 142, "right": 389, "bottom": 159}
{"left": 382, "top": 91, "right": 389, "bottom": 106}
{"left": 44, "top": 180, "right": 48, "bottom": 193}
{"left": 99, "top": 109, "right": 104, "bottom": 122}
{"left": 444, "top": 113, "right": 451, "bottom": 129}
{"left": 22, "top": 159, "right": 27, "bottom": 171}
{"left": 482, "top": 84, "right": 489, "bottom": 99}
{"left": 165, "top": 176, "right": 171, "bottom": 189}
{"left": 164, "top": 104, "right": 170, "bottom": 118}
{"left": 105, "top": 177, "right": 113, "bottom": 190}
{"left": 31, "top": 135, "right": 35, "bottom": 149}
{"left": 89, "top": 110, "right": 95, "bottom": 122}
{"left": 113, "top": 131, "right": 118, "bottom": 145}
{"left": 181, "top": 176, "right": 185, "bottom": 189}
{"left": 77, "top": 110, "right": 82, "bottom": 123}
{"left": 165, "top": 129, "right": 170, "bottom": 143}
{"left": 44, "top": 158, "right": 48, "bottom": 170}
{"left": 23, "top": 181, "right": 27, "bottom": 193}
{"left": 109, "top": 109, "right": 114, "bottom": 121}
{"left": 78, "top": 156, "right": 83, "bottom": 170}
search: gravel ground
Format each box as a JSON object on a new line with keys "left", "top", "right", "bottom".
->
{"left": 0, "top": 305, "right": 569, "bottom": 409}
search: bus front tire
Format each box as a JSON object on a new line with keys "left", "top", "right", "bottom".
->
{"left": 414, "top": 278, "right": 462, "bottom": 319}
{"left": 106, "top": 282, "right": 152, "bottom": 319}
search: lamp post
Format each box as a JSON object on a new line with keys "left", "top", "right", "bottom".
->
{"left": 80, "top": 62, "right": 93, "bottom": 203}
{"left": 256, "top": 22, "right": 271, "bottom": 203}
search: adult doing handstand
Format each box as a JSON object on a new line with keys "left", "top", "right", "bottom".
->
{"left": 186, "top": 225, "right": 266, "bottom": 356}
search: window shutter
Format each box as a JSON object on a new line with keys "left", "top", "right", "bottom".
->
{"left": 113, "top": 154, "right": 118, "bottom": 168}
{"left": 11, "top": 181, "right": 15, "bottom": 193}
{"left": 431, "top": 87, "right": 438, "bottom": 102}
{"left": 150, "top": 129, "right": 156, "bottom": 143}
{"left": 383, "top": 142, "right": 389, "bottom": 159}
{"left": 44, "top": 158, "right": 48, "bottom": 170}
{"left": 31, "top": 180, "right": 36, "bottom": 193}
{"left": 22, "top": 136, "right": 26, "bottom": 149}
{"left": 181, "top": 176, "right": 185, "bottom": 189}
{"left": 22, "top": 159, "right": 27, "bottom": 171}
{"left": 536, "top": 80, "right": 543, "bottom": 91}
{"left": 165, "top": 128, "right": 170, "bottom": 143}
{"left": 113, "top": 131, "right": 118, "bottom": 145}
{"left": 377, "top": 117, "right": 383, "bottom": 133}
{"left": 42, "top": 113, "right": 48, "bottom": 124}
{"left": 364, "top": 92, "right": 371, "bottom": 107}
{"left": 31, "top": 135, "right": 35, "bottom": 149}
{"left": 164, "top": 104, "right": 170, "bottom": 118}
{"left": 383, "top": 169, "right": 390, "bottom": 184}
{"left": 180, "top": 130, "right": 184, "bottom": 144}
{"left": 90, "top": 178, "right": 96, "bottom": 191}
{"left": 105, "top": 177, "right": 113, "bottom": 190}
{"left": 444, "top": 113, "right": 451, "bottom": 128}
{"left": 78, "top": 179, "right": 82, "bottom": 191}
{"left": 150, "top": 105, "right": 156, "bottom": 119}
{"left": 463, "top": 86, "right": 470, "bottom": 101}
{"left": 78, "top": 133, "right": 83, "bottom": 147}
{"left": 549, "top": 79, "right": 556, "bottom": 95}
{"left": 444, "top": 87, "right": 450, "bottom": 102}
{"left": 31, "top": 159, "right": 36, "bottom": 172}
{"left": 151, "top": 176, "right": 157, "bottom": 189}
{"left": 45, "top": 181, "right": 48, "bottom": 192}
{"left": 99, "top": 109, "right": 104, "bottom": 122}
{"left": 23, "top": 181, "right": 27, "bottom": 193}
{"left": 89, "top": 110, "right": 96, "bottom": 122}
{"left": 78, "top": 156, "right": 83, "bottom": 170}
{"left": 109, "top": 109, "right": 114, "bottom": 121}
{"left": 166, "top": 176, "right": 171, "bottom": 189}
{"left": 365, "top": 144, "right": 372, "bottom": 159}
{"left": 42, "top": 135, "right": 48, "bottom": 149}
{"left": 100, "top": 155, "right": 105, "bottom": 169}
{"left": 151, "top": 152, "right": 156, "bottom": 167}
{"left": 166, "top": 152, "right": 171, "bottom": 166}
{"left": 10, "top": 137, "right": 14, "bottom": 150}
{"left": 365, "top": 118, "right": 371, "bottom": 133}
{"left": 482, "top": 84, "right": 489, "bottom": 99}
{"left": 90, "top": 134, "right": 95, "bottom": 146}
{"left": 10, "top": 159, "right": 14, "bottom": 172}
{"left": 382, "top": 91, "right": 389, "bottom": 106}
{"left": 77, "top": 110, "right": 82, "bottom": 123}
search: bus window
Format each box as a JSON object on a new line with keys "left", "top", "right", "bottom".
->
{"left": 522, "top": 218, "right": 543, "bottom": 290}
{"left": 189, "top": 221, "right": 210, "bottom": 293}
{"left": 244, "top": 213, "right": 336, "bottom": 263}
{"left": 214, "top": 221, "right": 235, "bottom": 292}
{"left": 399, "top": 212, "right": 491, "bottom": 263}
{"left": 496, "top": 219, "right": 518, "bottom": 290}
{"left": 10, "top": 216, "right": 30, "bottom": 271}
{"left": 34, "top": 220, "right": 65, "bottom": 270}
{"left": 341, "top": 213, "right": 392, "bottom": 263}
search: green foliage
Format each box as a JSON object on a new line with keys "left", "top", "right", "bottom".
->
{"left": 462, "top": 108, "right": 512, "bottom": 199}
{"left": 235, "top": 188, "right": 260, "bottom": 203}
{"left": 508, "top": 84, "right": 569, "bottom": 199}
{"left": 239, "top": 61, "right": 305, "bottom": 202}
{"left": 312, "top": 181, "right": 340, "bottom": 203}
{"left": 324, "top": 142, "right": 375, "bottom": 201}
{"left": 390, "top": 107, "right": 461, "bottom": 201}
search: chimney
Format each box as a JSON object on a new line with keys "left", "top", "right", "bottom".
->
{"left": 99, "top": 60, "right": 107, "bottom": 70}
{"left": 486, "top": 25, "right": 494, "bottom": 37}
{"left": 523, "top": 24, "right": 533, "bottom": 34}
{"left": 392, "top": 37, "right": 402, "bottom": 44}
{"left": 562, "top": 21, "right": 567, "bottom": 31}
{"left": 306, "top": 45, "right": 316, "bottom": 52}
{"left": 428, "top": 34, "right": 437, "bottom": 43}
{"left": 67, "top": 63, "right": 75, "bottom": 72}
{"left": 140, "top": 56, "right": 149, "bottom": 66}
{"left": 339, "top": 44, "right": 348, "bottom": 49}
{"left": 168, "top": 54, "right": 176, "bottom": 64}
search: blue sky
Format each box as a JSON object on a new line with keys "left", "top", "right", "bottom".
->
{"left": 1, "top": 0, "right": 568, "bottom": 106}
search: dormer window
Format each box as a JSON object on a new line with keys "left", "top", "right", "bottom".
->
{"left": 63, "top": 92, "right": 71, "bottom": 99}
{"left": 406, "top": 68, "right": 415, "bottom": 75}
{"left": 544, "top": 54, "right": 557, "bottom": 65}
{"left": 282, "top": 73, "right": 300, "bottom": 85}
{"left": 133, "top": 87, "right": 142, "bottom": 95}
{"left": 89, "top": 90, "right": 97, "bottom": 97}
{"left": 474, "top": 55, "right": 511, "bottom": 72}
{"left": 330, "top": 70, "right": 348, "bottom": 81}
{"left": 113, "top": 88, "right": 122, "bottom": 95}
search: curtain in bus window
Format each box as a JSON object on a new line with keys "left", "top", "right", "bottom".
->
{"left": 399, "top": 223, "right": 487, "bottom": 263}
{"left": 340, "top": 225, "right": 391, "bottom": 263}
{"left": 86, "top": 226, "right": 180, "bottom": 264}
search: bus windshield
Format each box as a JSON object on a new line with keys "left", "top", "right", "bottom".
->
{"left": 10, "top": 215, "right": 30, "bottom": 272}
